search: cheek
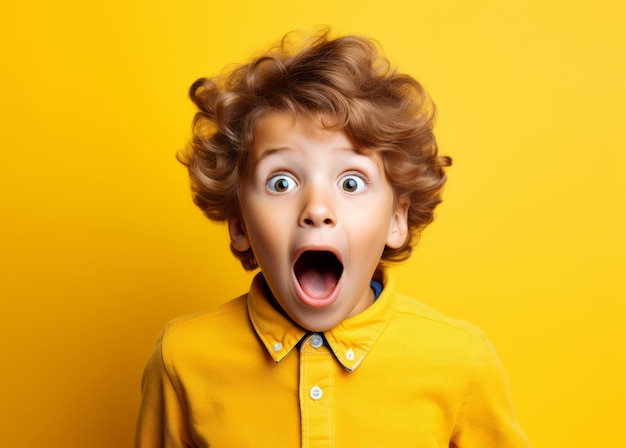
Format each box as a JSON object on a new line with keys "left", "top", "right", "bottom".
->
{"left": 351, "top": 196, "right": 394, "bottom": 228}
{"left": 345, "top": 213, "right": 391, "bottom": 252}
{"left": 243, "top": 205, "right": 289, "bottom": 258}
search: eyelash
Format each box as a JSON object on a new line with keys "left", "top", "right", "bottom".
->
{"left": 264, "top": 171, "right": 370, "bottom": 194}
{"left": 266, "top": 172, "right": 298, "bottom": 193}
{"left": 338, "top": 172, "right": 369, "bottom": 193}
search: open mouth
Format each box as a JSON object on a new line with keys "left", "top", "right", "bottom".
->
{"left": 293, "top": 251, "right": 343, "bottom": 300}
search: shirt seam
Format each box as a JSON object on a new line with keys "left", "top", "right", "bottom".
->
{"left": 450, "top": 330, "right": 486, "bottom": 438}
{"left": 392, "top": 307, "right": 482, "bottom": 339}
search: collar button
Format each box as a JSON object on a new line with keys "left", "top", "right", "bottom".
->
{"left": 310, "top": 334, "right": 324, "bottom": 348}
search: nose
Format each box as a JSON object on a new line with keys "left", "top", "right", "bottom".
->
{"left": 298, "top": 185, "right": 336, "bottom": 228}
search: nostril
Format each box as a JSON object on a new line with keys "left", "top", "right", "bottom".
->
{"left": 302, "top": 217, "right": 334, "bottom": 226}
{"left": 299, "top": 201, "right": 336, "bottom": 227}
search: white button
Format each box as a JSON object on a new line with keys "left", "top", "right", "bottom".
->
{"left": 272, "top": 342, "right": 283, "bottom": 352}
{"left": 310, "top": 386, "right": 323, "bottom": 400}
{"left": 346, "top": 348, "right": 355, "bottom": 361}
{"left": 310, "top": 334, "right": 324, "bottom": 348}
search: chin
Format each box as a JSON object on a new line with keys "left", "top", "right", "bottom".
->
{"left": 294, "top": 311, "right": 344, "bottom": 332}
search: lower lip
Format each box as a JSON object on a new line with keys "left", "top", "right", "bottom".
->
{"left": 292, "top": 273, "right": 341, "bottom": 308}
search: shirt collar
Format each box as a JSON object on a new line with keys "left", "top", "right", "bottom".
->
{"left": 247, "top": 270, "right": 396, "bottom": 371}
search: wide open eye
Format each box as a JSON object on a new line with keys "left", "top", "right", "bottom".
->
{"left": 338, "top": 174, "right": 367, "bottom": 193}
{"left": 267, "top": 174, "right": 297, "bottom": 193}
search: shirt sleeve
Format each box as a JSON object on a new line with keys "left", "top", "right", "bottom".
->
{"left": 451, "top": 334, "right": 530, "bottom": 447}
{"left": 135, "top": 334, "right": 195, "bottom": 448}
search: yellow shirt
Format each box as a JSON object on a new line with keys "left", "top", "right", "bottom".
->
{"left": 136, "top": 272, "right": 529, "bottom": 447}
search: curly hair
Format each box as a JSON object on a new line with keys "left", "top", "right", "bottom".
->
{"left": 178, "top": 30, "right": 452, "bottom": 270}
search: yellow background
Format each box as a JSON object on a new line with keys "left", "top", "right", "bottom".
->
{"left": 1, "top": 0, "right": 624, "bottom": 446}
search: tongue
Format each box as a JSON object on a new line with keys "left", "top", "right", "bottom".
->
{"left": 298, "top": 268, "right": 337, "bottom": 298}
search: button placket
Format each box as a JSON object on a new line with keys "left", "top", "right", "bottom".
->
{"left": 299, "top": 334, "right": 333, "bottom": 447}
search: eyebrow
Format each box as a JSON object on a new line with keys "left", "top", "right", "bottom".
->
{"left": 253, "top": 146, "right": 292, "bottom": 164}
{"left": 252, "top": 142, "right": 363, "bottom": 169}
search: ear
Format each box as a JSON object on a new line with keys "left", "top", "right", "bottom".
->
{"left": 228, "top": 217, "right": 251, "bottom": 252}
{"left": 386, "top": 195, "right": 410, "bottom": 249}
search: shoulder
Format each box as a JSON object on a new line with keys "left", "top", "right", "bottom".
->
{"left": 393, "top": 293, "right": 484, "bottom": 336}
{"left": 378, "top": 273, "right": 485, "bottom": 344}
{"left": 158, "top": 295, "right": 252, "bottom": 361}
{"left": 388, "top": 292, "right": 492, "bottom": 363}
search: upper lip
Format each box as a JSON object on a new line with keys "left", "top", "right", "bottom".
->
{"left": 292, "top": 245, "right": 343, "bottom": 268}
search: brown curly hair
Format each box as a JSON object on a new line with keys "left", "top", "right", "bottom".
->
{"left": 178, "top": 29, "right": 452, "bottom": 270}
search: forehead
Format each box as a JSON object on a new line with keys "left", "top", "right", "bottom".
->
{"left": 250, "top": 113, "right": 357, "bottom": 160}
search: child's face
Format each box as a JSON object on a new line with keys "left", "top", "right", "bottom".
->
{"left": 229, "top": 113, "right": 409, "bottom": 331}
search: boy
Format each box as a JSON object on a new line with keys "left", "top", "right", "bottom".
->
{"left": 136, "top": 30, "right": 529, "bottom": 447}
